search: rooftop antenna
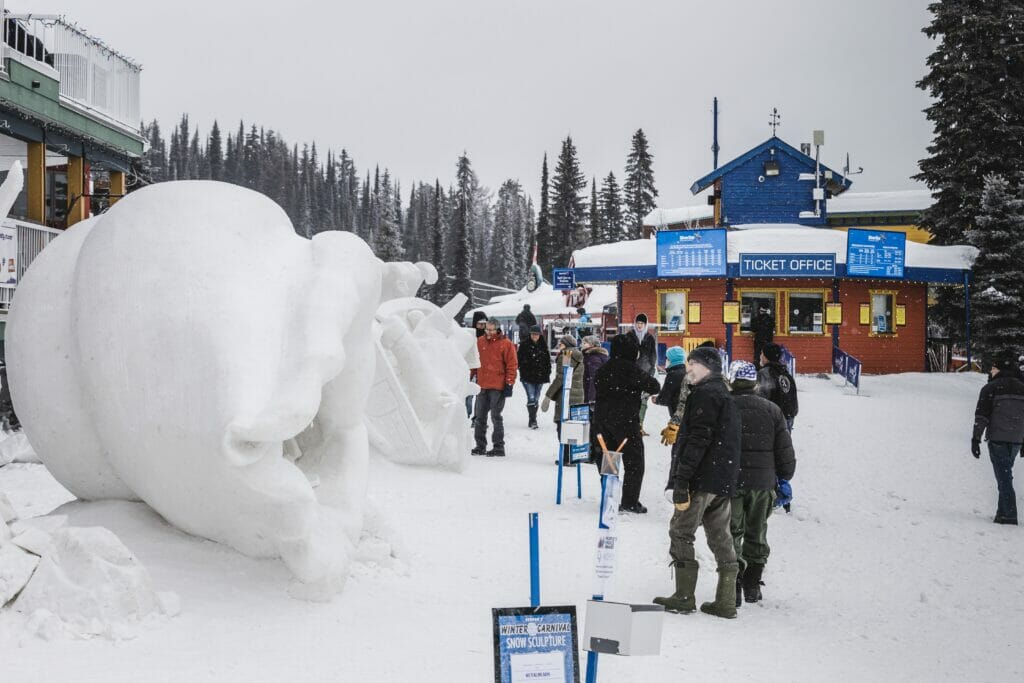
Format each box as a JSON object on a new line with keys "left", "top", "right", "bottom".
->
{"left": 769, "top": 108, "right": 781, "bottom": 137}
{"left": 712, "top": 97, "right": 720, "bottom": 169}
{"left": 843, "top": 152, "right": 864, "bottom": 176}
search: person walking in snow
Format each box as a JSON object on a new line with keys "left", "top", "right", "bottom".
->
{"left": 751, "top": 306, "right": 775, "bottom": 368}
{"left": 629, "top": 313, "right": 658, "bottom": 435}
{"left": 594, "top": 333, "right": 661, "bottom": 513}
{"left": 654, "top": 346, "right": 741, "bottom": 619}
{"left": 972, "top": 350, "right": 1024, "bottom": 525}
{"left": 581, "top": 335, "right": 609, "bottom": 405}
{"left": 472, "top": 319, "right": 518, "bottom": 457}
{"left": 653, "top": 346, "right": 687, "bottom": 419}
{"left": 517, "top": 325, "right": 551, "bottom": 430}
{"left": 727, "top": 360, "right": 796, "bottom": 607}
{"left": 542, "top": 336, "right": 585, "bottom": 463}
{"left": 515, "top": 304, "right": 537, "bottom": 342}
{"left": 757, "top": 343, "right": 799, "bottom": 431}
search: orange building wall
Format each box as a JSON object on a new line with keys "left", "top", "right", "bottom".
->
{"left": 619, "top": 278, "right": 927, "bottom": 374}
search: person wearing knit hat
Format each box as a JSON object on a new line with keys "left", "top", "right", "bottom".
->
{"left": 761, "top": 343, "right": 783, "bottom": 364}
{"left": 559, "top": 334, "right": 578, "bottom": 348}
{"left": 654, "top": 341, "right": 741, "bottom": 618}
{"left": 756, "top": 344, "right": 798, "bottom": 431}
{"left": 972, "top": 348, "right": 1024, "bottom": 525}
{"left": 653, "top": 347, "right": 688, "bottom": 421}
{"left": 517, "top": 323, "right": 551, "bottom": 430}
{"left": 728, "top": 359, "right": 795, "bottom": 607}
{"left": 630, "top": 313, "right": 658, "bottom": 434}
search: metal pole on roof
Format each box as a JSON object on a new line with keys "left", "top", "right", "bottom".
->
{"left": 712, "top": 97, "right": 720, "bottom": 170}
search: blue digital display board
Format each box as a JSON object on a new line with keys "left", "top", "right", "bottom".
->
{"left": 552, "top": 268, "right": 576, "bottom": 291}
{"left": 846, "top": 229, "right": 906, "bottom": 278}
{"left": 738, "top": 253, "right": 836, "bottom": 278}
{"left": 656, "top": 229, "right": 727, "bottom": 277}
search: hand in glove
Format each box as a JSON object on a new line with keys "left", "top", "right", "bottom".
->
{"left": 660, "top": 423, "right": 679, "bottom": 446}
{"left": 541, "top": 397, "right": 551, "bottom": 412}
{"left": 672, "top": 488, "right": 690, "bottom": 512}
{"left": 971, "top": 439, "right": 981, "bottom": 459}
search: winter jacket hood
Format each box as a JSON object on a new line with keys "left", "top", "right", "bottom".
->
{"left": 471, "top": 311, "right": 488, "bottom": 338}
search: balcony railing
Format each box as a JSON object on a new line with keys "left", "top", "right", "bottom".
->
{"left": 3, "top": 12, "right": 141, "bottom": 133}
{"left": 0, "top": 217, "right": 61, "bottom": 311}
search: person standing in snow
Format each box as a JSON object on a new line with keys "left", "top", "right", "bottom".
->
{"left": 653, "top": 346, "right": 687, "bottom": 419}
{"left": 472, "top": 320, "right": 518, "bottom": 457}
{"left": 727, "top": 360, "right": 796, "bottom": 607}
{"left": 581, "top": 335, "right": 609, "bottom": 405}
{"left": 757, "top": 343, "right": 798, "bottom": 431}
{"left": 751, "top": 306, "right": 775, "bottom": 368}
{"left": 972, "top": 350, "right": 1024, "bottom": 525}
{"left": 466, "top": 310, "right": 490, "bottom": 419}
{"left": 515, "top": 304, "right": 537, "bottom": 342}
{"left": 517, "top": 325, "right": 551, "bottom": 430}
{"left": 594, "top": 333, "right": 661, "bottom": 513}
{"left": 577, "top": 307, "right": 593, "bottom": 338}
{"left": 542, "top": 336, "right": 585, "bottom": 463}
{"left": 629, "top": 313, "right": 658, "bottom": 435}
{"left": 654, "top": 346, "right": 741, "bottom": 618}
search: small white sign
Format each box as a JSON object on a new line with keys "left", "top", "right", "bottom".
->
{"left": 0, "top": 225, "right": 16, "bottom": 288}
{"left": 510, "top": 650, "right": 567, "bottom": 682}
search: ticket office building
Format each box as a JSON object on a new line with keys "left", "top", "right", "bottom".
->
{"left": 567, "top": 227, "right": 976, "bottom": 374}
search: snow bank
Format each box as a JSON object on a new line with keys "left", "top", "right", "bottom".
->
{"left": 0, "top": 431, "right": 40, "bottom": 465}
{"left": 642, "top": 204, "right": 713, "bottom": 227}
{"left": 468, "top": 282, "right": 616, "bottom": 320}
{"left": 827, "top": 189, "right": 934, "bottom": 214}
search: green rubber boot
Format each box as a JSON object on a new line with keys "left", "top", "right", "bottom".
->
{"left": 653, "top": 561, "right": 698, "bottom": 614}
{"left": 700, "top": 562, "right": 739, "bottom": 619}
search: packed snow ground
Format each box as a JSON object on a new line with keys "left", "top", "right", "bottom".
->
{"left": 1, "top": 372, "right": 1020, "bottom": 681}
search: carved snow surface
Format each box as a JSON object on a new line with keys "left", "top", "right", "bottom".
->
{"left": 6, "top": 180, "right": 475, "bottom": 600}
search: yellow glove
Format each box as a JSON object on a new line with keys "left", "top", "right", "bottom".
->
{"left": 660, "top": 423, "right": 679, "bottom": 446}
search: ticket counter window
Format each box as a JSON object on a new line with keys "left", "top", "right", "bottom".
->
{"left": 788, "top": 292, "right": 825, "bottom": 334}
{"left": 740, "top": 292, "right": 777, "bottom": 333}
{"left": 871, "top": 292, "right": 896, "bottom": 335}
{"left": 657, "top": 290, "right": 688, "bottom": 333}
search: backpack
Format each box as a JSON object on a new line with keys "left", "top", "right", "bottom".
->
{"left": 768, "top": 365, "right": 799, "bottom": 419}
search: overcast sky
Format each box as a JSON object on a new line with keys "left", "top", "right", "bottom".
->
{"left": 26, "top": 0, "right": 935, "bottom": 207}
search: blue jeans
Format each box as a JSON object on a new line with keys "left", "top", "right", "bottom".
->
{"left": 989, "top": 442, "right": 1020, "bottom": 522}
{"left": 522, "top": 382, "right": 543, "bottom": 407}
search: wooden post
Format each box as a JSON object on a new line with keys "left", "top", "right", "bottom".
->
{"left": 109, "top": 170, "right": 126, "bottom": 206}
{"left": 26, "top": 142, "right": 46, "bottom": 224}
{"left": 66, "top": 156, "right": 87, "bottom": 226}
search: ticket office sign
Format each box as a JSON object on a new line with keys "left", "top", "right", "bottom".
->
{"left": 493, "top": 606, "right": 580, "bottom": 683}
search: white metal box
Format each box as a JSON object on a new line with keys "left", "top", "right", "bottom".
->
{"left": 583, "top": 600, "right": 664, "bottom": 656}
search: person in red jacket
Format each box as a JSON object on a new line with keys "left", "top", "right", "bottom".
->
{"left": 472, "top": 319, "right": 519, "bottom": 456}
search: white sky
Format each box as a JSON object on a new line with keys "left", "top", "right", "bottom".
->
{"left": 22, "top": 0, "right": 935, "bottom": 207}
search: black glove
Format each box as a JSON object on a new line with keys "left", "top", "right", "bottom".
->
{"left": 672, "top": 488, "right": 689, "bottom": 505}
{"left": 971, "top": 439, "right": 981, "bottom": 459}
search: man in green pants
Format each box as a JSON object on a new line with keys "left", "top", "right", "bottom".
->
{"left": 727, "top": 360, "right": 796, "bottom": 606}
{"left": 654, "top": 347, "right": 741, "bottom": 619}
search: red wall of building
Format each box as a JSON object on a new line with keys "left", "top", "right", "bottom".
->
{"left": 619, "top": 278, "right": 927, "bottom": 374}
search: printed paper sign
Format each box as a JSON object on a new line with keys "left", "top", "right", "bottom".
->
{"left": 511, "top": 651, "right": 566, "bottom": 682}
{"left": 0, "top": 225, "right": 17, "bottom": 287}
{"left": 493, "top": 606, "right": 580, "bottom": 683}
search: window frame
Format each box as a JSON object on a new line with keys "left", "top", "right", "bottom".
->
{"left": 868, "top": 289, "right": 899, "bottom": 337}
{"left": 655, "top": 288, "right": 690, "bottom": 335}
{"left": 736, "top": 288, "right": 781, "bottom": 336}
{"left": 784, "top": 288, "right": 831, "bottom": 336}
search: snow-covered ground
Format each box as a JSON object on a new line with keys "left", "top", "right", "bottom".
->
{"left": 1, "top": 372, "right": 1020, "bottom": 681}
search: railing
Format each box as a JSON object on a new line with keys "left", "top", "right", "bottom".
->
{"left": 3, "top": 13, "right": 141, "bottom": 133}
{"left": 0, "top": 217, "right": 61, "bottom": 311}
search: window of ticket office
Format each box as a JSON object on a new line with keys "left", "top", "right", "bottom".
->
{"left": 656, "top": 289, "right": 688, "bottom": 334}
{"left": 738, "top": 290, "right": 778, "bottom": 334}
{"left": 786, "top": 290, "right": 828, "bottom": 335}
{"left": 870, "top": 290, "right": 898, "bottom": 336}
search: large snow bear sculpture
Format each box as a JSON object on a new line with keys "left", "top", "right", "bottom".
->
{"left": 6, "top": 181, "right": 476, "bottom": 598}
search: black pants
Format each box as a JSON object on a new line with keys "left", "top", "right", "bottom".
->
{"left": 594, "top": 422, "right": 645, "bottom": 507}
{"left": 474, "top": 389, "right": 506, "bottom": 450}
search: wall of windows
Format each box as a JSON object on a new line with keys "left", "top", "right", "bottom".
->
{"left": 736, "top": 288, "right": 830, "bottom": 336}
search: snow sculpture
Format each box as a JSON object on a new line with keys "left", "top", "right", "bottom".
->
{"left": 6, "top": 180, "right": 476, "bottom": 598}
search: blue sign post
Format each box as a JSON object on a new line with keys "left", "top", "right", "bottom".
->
{"left": 739, "top": 253, "right": 836, "bottom": 278}
{"left": 656, "top": 229, "right": 727, "bottom": 277}
{"left": 553, "top": 268, "right": 576, "bottom": 291}
{"left": 846, "top": 229, "right": 906, "bottom": 278}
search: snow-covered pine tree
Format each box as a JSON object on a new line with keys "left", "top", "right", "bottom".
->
{"left": 536, "top": 154, "right": 553, "bottom": 274}
{"left": 550, "top": 136, "right": 587, "bottom": 269}
{"left": 599, "top": 171, "right": 625, "bottom": 244}
{"left": 493, "top": 180, "right": 521, "bottom": 289}
{"left": 375, "top": 170, "right": 405, "bottom": 260}
{"left": 140, "top": 120, "right": 166, "bottom": 184}
{"left": 430, "top": 179, "right": 447, "bottom": 303}
{"left": 588, "top": 177, "right": 601, "bottom": 246}
{"left": 623, "top": 128, "right": 658, "bottom": 239}
{"left": 207, "top": 121, "right": 223, "bottom": 181}
{"left": 451, "top": 155, "right": 475, "bottom": 312}
{"left": 968, "top": 174, "right": 1024, "bottom": 363}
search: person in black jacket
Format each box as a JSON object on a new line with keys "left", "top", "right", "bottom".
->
{"left": 757, "top": 343, "right": 798, "bottom": 431}
{"left": 593, "top": 333, "right": 661, "bottom": 513}
{"left": 972, "top": 350, "right": 1024, "bottom": 525}
{"left": 517, "top": 325, "right": 551, "bottom": 430}
{"left": 751, "top": 306, "right": 775, "bottom": 367}
{"left": 653, "top": 346, "right": 687, "bottom": 419}
{"left": 727, "top": 360, "right": 796, "bottom": 606}
{"left": 629, "top": 313, "right": 658, "bottom": 434}
{"left": 654, "top": 346, "right": 741, "bottom": 619}
{"left": 515, "top": 304, "right": 537, "bottom": 341}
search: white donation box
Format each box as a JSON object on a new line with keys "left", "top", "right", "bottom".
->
{"left": 583, "top": 600, "right": 664, "bottom": 656}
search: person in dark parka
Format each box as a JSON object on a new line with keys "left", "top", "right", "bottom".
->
{"left": 751, "top": 306, "right": 775, "bottom": 367}
{"left": 517, "top": 325, "right": 551, "bottom": 429}
{"left": 630, "top": 313, "right": 658, "bottom": 433}
{"left": 972, "top": 350, "right": 1024, "bottom": 525}
{"left": 757, "top": 343, "right": 798, "bottom": 431}
{"left": 593, "top": 333, "right": 661, "bottom": 513}
{"left": 653, "top": 346, "right": 687, "bottom": 419}
{"left": 654, "top": 346, "right": 741, "bottom": 619}
{"left": 581, "top": 335, "right": 609, "bottom": 405}
{"left": 727, "top": 360, "right": 796, "bottom": 606}
{"left": 515, "top": 304, "right": 537, "bottom": 340}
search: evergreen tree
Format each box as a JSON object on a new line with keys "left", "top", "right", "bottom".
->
{"left": 536, "top": 154, "right": 552, "bottom": 274}
{"left": 916, "top": 2, "right": 1024, "bottom": 339}
{"left": 376, "top": 170, "right": 405, "bottom": 260}
{"left": 493, "top": 180, "right": 521, "bottom": 288}
{"left": 140, "top": 120, "right": 166, "bottom": 184}
{"left": 451, "top": 154, "right": 475, "bottom": 311}
{"left": 623, "top": 128, "right": 658, "bottom": 239}
{"left": 549, "top": 136, "right": 587, "bottom": 269}
{"left": 207, "top": 121, "right": 223, "bottom": 181}
{"left": 430, "top": 179, "right": 447, "bottom": 303}
{"left": 599, "top": 171, "right": 625, "bottom": 244}
{"left": 588, "top": 177, "right": 601, "bottom": 247}
{"left": 967, "top": 174, "right": 1024, "bottom": 363}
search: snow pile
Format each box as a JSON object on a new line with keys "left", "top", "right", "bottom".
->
{"left": 468, "top": 282, "right": 616, "bottom": 320}
{"left": 827, "top": 189, "right": 934, "bottom": 214}
{"left": 0, "top": 494, "right": 176, "bottom": 640}
{"left": 0, "top": 431, "right": 40, "bottom": 466}
{"left": 642, "top": 204, "right": 713, "bottom": 227}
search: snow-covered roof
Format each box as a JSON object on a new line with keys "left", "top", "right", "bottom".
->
{"left": 466, "top": 283, "right": 617, "bottom": 320}
{"left": 642, "top": 205, "right": 713, "bottom": 227}
{"left": 827, "top": 190, "right": 934, "bottom": 214}
{"left": 570, "top": 225, "right": 977, "bottom": 272}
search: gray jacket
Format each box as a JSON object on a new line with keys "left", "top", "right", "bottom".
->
{"left": 974, "top": 371, "right": 1024, "bottom": 444}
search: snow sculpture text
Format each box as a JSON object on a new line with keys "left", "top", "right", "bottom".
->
{"left": 6, "top": 181, "right": 478, "bottom": 599}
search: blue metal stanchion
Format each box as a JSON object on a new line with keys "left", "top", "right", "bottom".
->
{"left": 529, "top": 512, "right": 540, "bottom": 607}
{"left": 576, "top": 462, "right": 582, "bottom": 499}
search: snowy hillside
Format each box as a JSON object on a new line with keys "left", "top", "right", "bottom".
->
{"left": 0, "top": 372, "right": 1019, "bottom": 682}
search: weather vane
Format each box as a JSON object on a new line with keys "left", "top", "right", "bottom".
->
{"left": 769, "top": 108, "right": 781, "bottom": 136}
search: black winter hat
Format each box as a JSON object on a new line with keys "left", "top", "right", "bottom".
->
{"left": 610, "top": 333, "right": 640, "bottom": 361}
{"left": 528, "top": 324, "right": 542, "bottom": 334}
{"left": 992, "top": 350, "right": 1023, "bottom": 372}
{"left": 688, "top": 346, "right": 722, "bottom": 374}
{"left": 635, "top": 313, "right": 648, "bottom": 324}
{"left": 763, "top": 343, "right": 782, "bottom": 363}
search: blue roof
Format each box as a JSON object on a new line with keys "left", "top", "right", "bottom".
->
{"left": 690, "top": 137, "right": 851, "bottom": 196}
